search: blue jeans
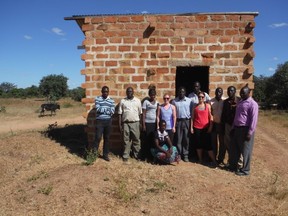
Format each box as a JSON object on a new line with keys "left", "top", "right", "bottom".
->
{"left": 94, "top": 119, "right": 112, "bottom": 157}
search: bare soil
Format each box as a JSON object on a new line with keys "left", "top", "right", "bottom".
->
{"left": 0, "top": 99, "right": 287, "bottom": 216}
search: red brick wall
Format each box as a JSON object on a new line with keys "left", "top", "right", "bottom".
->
{"left": 77, "top": 13, "right": 257, "bottom": 152}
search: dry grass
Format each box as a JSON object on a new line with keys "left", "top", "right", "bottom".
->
{"left": 0, "top": 98, "right": 288, "bottom": 215}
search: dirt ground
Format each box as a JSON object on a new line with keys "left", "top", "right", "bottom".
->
{"left": 0, "top": 99, "right": 287, "bottom": 216}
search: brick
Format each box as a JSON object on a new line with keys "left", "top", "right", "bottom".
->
{"left": 92, "top": 61, "right": 104, "bottom": 67}
{"left": 132, "top": 76, "right": 145, "bottom": 82}
{"left": 185, "top": 37, "right": 197, "bottom": 43}
{"left": 195, "top": 15, "right": 208, "bottom": 22}
{"left": 105, "top": 61, "right": 117, "bottom": 66}
{"left": 96, "top": 38, "right": 108, "bottom": 44}
{"left": 81, "top": 54, "right": 93, "bottom": 60}
{"left": 110, "top": 38, "right": 122, "bottom": 43}
{"left": 82, "top": 24, "right": 94, "bottom": 31}
{"left": 117, "top": 16, "right": 130, "bottom": 22}
{"left": 105, "top": 46, "right": 117, "bottom": 52}
{"left": 156, "top": 68, "right": 169, "bottom": 74}
{"left": 132, "top": 46, "right": 145, "bottom": 52}
{"left": 224, "top": 45, "right": 238, "bottom": 51}
{"left": 123, "top": 38, "right": 136, "bottom": 44}
{"left": 147, "top": 60, "right": 159, "bottom": 66}
{"left": 104, "top": 31, "right": 118, "bottom": 37}
{"left": 119, "top": 46, "right": 131, "bottom": 52}
{"left": 218, "top": 22, "right": 233, "bottom": 28}
{"left": 96, "top": 54, "right": 108, "bottom": 58}
{"left": 225, "top": 29, "right": 239, "bottom": 35}
{"left": 160, "top": 30, "right": 175, "bottom": 37}
{"left": 131, "top": 15, "right": 144, "bottom": 22}
{"left": 125, "top": 23, "right": 139, "bottom": 30}
{"left": 91, "top": 17, "right": 104, "bottom": 24}
{"left": 104, "top": 16, "right": 117, "bottom": 23}
{"left": 123, "top": 68, "right": 135, "bottom": 74}
{"left": 211, "top": 15, "right": 225, "bottom": 21}
{"left": 158, "top": 15, "right": 174, "bottom": 22}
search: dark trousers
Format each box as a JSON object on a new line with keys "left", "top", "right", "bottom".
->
{"left": 211, "top": 123, "right": 225, "bottom": 162}
{"left": 230, "top": 127, "right": 255, "bottom": 174}
{"left": 142, "top": 122, "right": 156, "bottom": 160}
{"left": 94, "top": 119, "right": 112, "bottom": 157}
{"left": 176, "top": 119, "right": 190, "bottom": 159}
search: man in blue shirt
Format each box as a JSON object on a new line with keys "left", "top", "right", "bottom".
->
{"left": 94, "top": 86, "right": 115, "bottom": 161}
{"left": 172, "top": 87, "right": 192, "bottom": 162}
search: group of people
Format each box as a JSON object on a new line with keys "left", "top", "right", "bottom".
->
{"left": 93, "top": 82, "right": 258, "bottom": 176}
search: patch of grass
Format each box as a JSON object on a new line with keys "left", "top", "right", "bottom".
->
{"left": 82, "top": 149, "right": 98, "bottom": 166}
{"left": 146, "top": 181, "right": 168, "bottom": 193}
{"left": 115, "top": 180, "right": 135, "bottom": 202}
{"left": 62, "top": 102, "right": 73, "bottom": 108}
{"left": 29, "top": 155, "right": 44, "bottom": 166}
{"left": 27, "top": 170, "right": 49, "bottom": 182}
{"left": 38, "top": 185, "right": 53, "bottom": 195}
{"left": 260, "top": 110, "right": 288, "bottom": 127}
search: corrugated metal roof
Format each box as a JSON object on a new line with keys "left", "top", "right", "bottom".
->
{"left": 64, "top": 11, "right": 259, "bottom": 20}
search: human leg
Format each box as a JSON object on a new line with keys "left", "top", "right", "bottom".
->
{"left": 240, "top": 130, "right": 255, "bottom": 175}
{"left": 94, "top": 120, "right": 104, "bottom": 153}
{"left": 129, "top": 122, "right": 141, "bottom": 159}
{"left": 102, "top": 119, "right": 112, "bottom": 158}
{"left": 122, "top": 123, "right": 132, "bottom": 159}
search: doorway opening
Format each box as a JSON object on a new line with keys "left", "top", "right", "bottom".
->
{"left": 175, "top": 66, "right": 210, "bottom": 96}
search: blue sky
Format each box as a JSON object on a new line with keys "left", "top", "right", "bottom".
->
{"left": 0, "top": 0, "right": 287, "bottom": 89}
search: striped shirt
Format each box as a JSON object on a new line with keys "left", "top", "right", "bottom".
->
{"left": 95, "top": 96, "right": 115, "bottom": 120}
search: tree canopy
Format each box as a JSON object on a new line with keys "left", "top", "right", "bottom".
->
{"left": 39, "top": 74, "right": 68, "bottom": 101}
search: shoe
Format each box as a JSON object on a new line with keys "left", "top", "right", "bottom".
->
{"left": 235, "top": 170, "right": 249, "bottom": 176}
{"left": 224, "top": 166, "right": 237, "bottom": 172}
{"left": 103, "top": 156, "right": 110, "bottom": 162}
{"left": 217, "top": 160, "right": 225, "bottom": 166}
{"left": 209, "top": 162, "right": 218, "bottom": 169}
{"left": 183, "top": 157, "right": 189, "bottom": 162}
{"left": 123, "top": 158, "right": 128, "bottom": 162}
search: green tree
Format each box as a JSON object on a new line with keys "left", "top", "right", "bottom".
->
{"left": 253, "top": 75, "right": 269, "bottom": 103}
{"left": 39, "top": 74, "right": 68, "bottom": 101}
{"left": 0, "top": 82, "right": 17, "bottom": 93}
{"left": 266, "top": 61, "right": 288, "bottom": 108}
{"left": 24, "top": 85, "right": 40, "bottom": 98}
{"left": 68, "top": 87, "right": 86, "bottom": 102}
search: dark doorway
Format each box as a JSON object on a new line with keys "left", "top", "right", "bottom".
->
{"left": 175, "top": 66, "right": 210, "bottom": 96}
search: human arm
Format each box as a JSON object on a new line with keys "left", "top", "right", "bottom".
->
{"left": 246, "top": 101, "right": 259, "bottom": 140}
{"left": 156, "top": 106, "right": 161, "bottom": 130}
{"left": 171, "top": 104, "right": 177, "bottom": 133}
{"left": 207, "top": 103, "right": 213, "bottom": 133}
{"left": 190, "top": 107, "right": 194, "bottom": 134}
{"left": 118, "top": 114, "right": 123, "bottom": 133}
{"left": 142, "top": 109, "right": 147, "bottom": 131}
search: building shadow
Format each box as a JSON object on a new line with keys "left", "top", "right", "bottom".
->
{"left": 39, "top": 122, "right": 88, "bottom": 158}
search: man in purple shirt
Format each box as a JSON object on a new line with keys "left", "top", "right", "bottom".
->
{"left": 230, "top": 86, "right": 258, "bottom": 176}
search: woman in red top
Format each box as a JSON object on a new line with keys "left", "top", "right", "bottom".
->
{"left": 190, "top": 92, "right": 217, "bottom": 167}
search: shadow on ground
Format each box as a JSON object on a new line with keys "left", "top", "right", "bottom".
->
{"left": 39, "top": 122, "right": 88, "bottom": 158}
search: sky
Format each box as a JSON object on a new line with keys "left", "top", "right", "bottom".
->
{"left": 0, "top": 0, "right": 287, "bottom": 89}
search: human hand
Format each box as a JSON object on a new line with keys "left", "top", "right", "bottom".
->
{"left": 245, "top": 134, "right": 251, "bottom": 141}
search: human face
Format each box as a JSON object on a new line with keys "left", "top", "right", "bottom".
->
{"left": 101, "top": 88, "right": 109, "bottom": 98}
{"left": 240, "top": 87, "right": 250, "bottom": 100}
{"left": 215, "top": 88, "right": 223, "bottom": 100}
{"left": 149, "top": 93, "right": 156, "bottom": 101}
{"left": 163, "top": 95, "right": 170, "bottom": 104}
{"left": 198, "top": 94, "right": 205, "bottom": 102}
{"left": 178, "top": 88, "right": 186, "bottom": 99}
{"left": 159, "top": 122, "right": 166, "bottom": 132}
{"left": 193, "top": 82, "right": 201, "bottom": 93}
{"left": 227, "top": 87, "right": 236, "bottom": 98}
{"left": 126, "top": 87, "right": 134, "bottom": 99}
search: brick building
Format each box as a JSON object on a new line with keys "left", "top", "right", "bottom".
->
{"left": 65, "top": 12, "right": 258, "bottom": 153}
